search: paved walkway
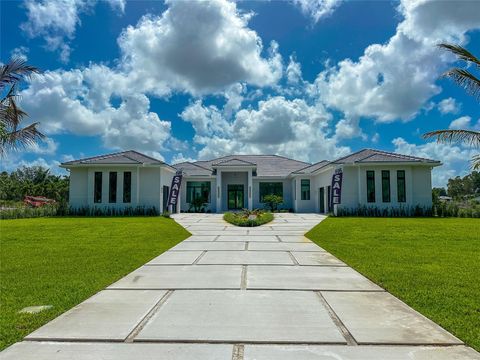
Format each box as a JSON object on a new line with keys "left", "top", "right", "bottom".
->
{"left": 2, "top": 214, "right": 479, "bottom": 359}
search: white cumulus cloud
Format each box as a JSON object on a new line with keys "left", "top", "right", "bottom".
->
{"left": 438, "top": 97, "right": 460, "bottom": 115}
{"left": 292, "top": 0, "right": 343, "bottom": 23}
{"left": 313, "top": 0, "right": 480, "bottom": 123}
{"left": 118, "top": 0, "right": 282, "bottom": 96}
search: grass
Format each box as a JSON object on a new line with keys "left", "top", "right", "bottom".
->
{"left": 0, "top": 217, "right": 190, "bottom": 350}
{"left": 306, "top": 217, "right": 480, "bottom": 351}
{"left": 223, "top": 211, "right": 274, "bottom": 227}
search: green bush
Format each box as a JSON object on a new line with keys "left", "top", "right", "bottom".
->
{"left": 0, "top": 205, "right": 160, "bottom": 220}
{"left": 224, "top": 210, "right": 274, "bottom": 227}
{"left": 262, "top": 194, "right": 283, "bottom": 212}
{"left": 335, "top": 204, "right": 433, "bottom": 217}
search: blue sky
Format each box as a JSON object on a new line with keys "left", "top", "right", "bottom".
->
{"left": 1, "top": 0, "right": 479, "bottom": 186}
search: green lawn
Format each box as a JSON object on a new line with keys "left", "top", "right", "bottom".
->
{"left": 0, "top": 217, "right": 190, "bottom": 350}
{"left": 306, "top": 217, "right": 480, "bottom": 351}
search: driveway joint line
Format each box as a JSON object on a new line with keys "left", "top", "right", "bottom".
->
{"left": 124, "top": 290, "right": 174, "bottom": 343}
{"left": 316, "top": 291, "right": 358, "bottom": 346}
{"left": 192, "top": 251, "right": 207, "bottom": 264}
{"left": 232, "top": 344, "right": 245, "bottom": 360}
{"left": 240, "top": 265, "right": 247, "bottom": 290}
{"left": 287, "top": 251, "right": 299, "bottom": 265}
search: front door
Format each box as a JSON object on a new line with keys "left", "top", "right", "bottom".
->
{"left": 227, "top": 184, "right": 244, "bottom": 210}
{"left": 319, "top": 187, "right": 325, "bottom": 213}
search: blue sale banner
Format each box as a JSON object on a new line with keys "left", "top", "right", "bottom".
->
{"left": 331, "top": 169, "right": 343, "bottom": 206}
{"left": 168, "top": 171, "right": 183, "bottom": 206}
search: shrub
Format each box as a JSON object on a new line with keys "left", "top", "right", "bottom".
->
{"left": 224, "top": 210, "right": 274, "bottom": 227}
{"left": 262, "top": 194, "right": 283, "bottom": 212}
{"left": 188, "top": 197, "right": 208, "bottom": 213}
{"left": 335, "top": 205, "right": 433, "bottom": 217}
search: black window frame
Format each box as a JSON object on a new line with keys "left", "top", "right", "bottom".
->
{"left": 94, "top": 172, "right": 102, "bottom": 203}
{"left": 259, "top": 182, "right": 283, "bottom": 202}
{"left": 109, "top": 172, "right": 117, "bottom": 203}
{"left": 186, "top": 181, "right": 211, "bottom": 203}
{"left": 366, "top": 170, "right": 376, "bottom": 203}
{"left": 301, "top": 179, "right": 310, "bottom": 200}
{"left": 123, "top": 171, "right": 131, "bottom": 203}
{"left": 381, "top": 170, "right": 391, "bottom": 203}
{"left": 397, "top": 170, "right": 406, "bottom": 202}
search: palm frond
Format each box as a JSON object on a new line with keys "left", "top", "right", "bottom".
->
{"left": 438, "top": 43, "right": 480, "bottom": 68}
{"left": 0, "top": 122, "right": 45, "bottom": 156}
{"left": 441, "top": 68, "right": 480, "bottom": 100}
{"left": 472, "top": 154, "right": 480, "bottom": 170}
{"left": 423, "top": 129, "right": 480, "bottom": 148}
{"left": 0, "top": 58, "right": 39, "bottom": 90}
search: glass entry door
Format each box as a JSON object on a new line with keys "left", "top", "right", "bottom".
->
{"left": 227, "top": 184, "right": 244, "bottom": 210}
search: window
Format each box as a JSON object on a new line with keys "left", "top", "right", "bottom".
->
{"left": 94, "top": 172, "right": 102, "bottom": 203}
{"left": 186, "top": 181, "right": 210, "bottom": 203}
{"left": 397, "top": 170, "right": 406, "bottom": 202}
{"left": 123, "top": 172, "right": 131, "bottom": 203}
{"left": 382, "top": 170, "right": 391, "bottom": 203}
{"left": 109, "top": 172, "right": 117, "bottom": 203}
{"left": 301, "top": 179, "right": 310, "bottom": 200}
{"left": 259, "top": 182, "right": 283, "bottom": 202}
{"left": 366, "top": 171, "right": 375, "bottom": 203}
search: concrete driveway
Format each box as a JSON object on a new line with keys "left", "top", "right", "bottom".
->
{"left": 2, "top": 213, "right": 479, "bottom": 359}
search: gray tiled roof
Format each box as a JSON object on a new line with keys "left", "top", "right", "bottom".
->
{"left": 332, "top": 149, "right": 440, "bottom": 165}
{"left": 62, "top": 150, "right": 165, "bottom": 166}
{"left": 212, "top": 158, "right": 257, "bottom": 166}
{"left": 175, "top": 155, "right": 310, "bottom": 177}
{"left": 173, "top": 162, "right": 212, "bottom": 176}
{"left": 292, "top": 160, "right": 330, "bottom": 174}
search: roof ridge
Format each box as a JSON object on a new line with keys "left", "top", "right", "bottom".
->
{"left": 360, "top": 148, "right": 437, "bottom": 163}
{"left": 127, "top": 150, "right": 164, "bottom": 163}
{"left": 213, "top": 158, "right": 257, "bottom": 166}
{"left": 62, "top": 150, "right": 129, "bottom": 164}
{"left": 331, "top": 148, "right": 368, "bottom": 164}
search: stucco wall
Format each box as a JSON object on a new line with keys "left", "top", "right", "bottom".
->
{"left": 252, "top": 178, "right": 293, "bottom": 210}
{"left": 293, "top": 176, "right": 316, "bottom": 213}
{"left": 138, "top": 167, "right": 161, "bottom": 210}
{"left": 221, "top": 171, "right": 248, "bottom": 211}
{"left": 180, "top": 177, "right": 216, "bottom": 212}
{"left": 69, "top": 168, "right": 88, "bottom": 208}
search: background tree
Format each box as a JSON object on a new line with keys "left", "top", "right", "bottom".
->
{"left": 423, "top": 43, "right": 480, "bottom": 169}
{"left": 0, "top": 166, "right": 69, "bottom": 202}
{"left": 1, "top": 58, "right": 44, "bottom": 156}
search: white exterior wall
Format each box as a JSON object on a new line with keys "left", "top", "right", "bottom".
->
{"left": 221, "top": 171, "right": 248, "bottom": 211}
{"left": 337, "top": 165, "right": 432, "bottom": 211}
{"left": 85, "top": 166, "right": 140, "bottom": 208}
{"left": 252, "top": 178, "right": 293, "bottom": 211}
{"left": 293, "top": 176, "right": 316, "bottom": 213}
{"left": 312, "top": 168, "right": 335, "bottom": 213}
{"left": 138, "top": 167, "right": 162, "bottom": 210}
{"left": 69, "top": 166, "right": 174, "bottom": 212}
{"left": 411, "top": 166, "right": 433, "bottom": 207}
{"left": 69, "top": 168, "right": 88, "bottom": 208}
{"left": 180, "top": 177, "right": 216, "bottom": 212}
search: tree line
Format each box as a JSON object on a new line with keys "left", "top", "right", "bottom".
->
{"left": 0, "top": 166, "right": 69, "bottom": 203}
{"left": 433, "top": 171, "right": 480, "bottom": 200}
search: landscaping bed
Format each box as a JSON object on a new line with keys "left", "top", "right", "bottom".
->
{"left": 0, "top": 217, "right": 190, "bottom": 350}
{"left": 306, "top": 217, "right": 480, "bottom": 351}
{"left": 223, "top": 210, "right": 274, "bottom": 227}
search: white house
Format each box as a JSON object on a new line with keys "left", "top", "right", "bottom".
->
{"left": 61, "top": 148, "right": 441, "bottom": 214}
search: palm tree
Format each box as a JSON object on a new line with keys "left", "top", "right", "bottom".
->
{"left": 0, "top": 58, "right": 44, "bottom": 157}
{"left": 423, "top": 43, "right": 480, "bottom": 169}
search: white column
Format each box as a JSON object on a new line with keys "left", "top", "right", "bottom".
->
{"left": 216, "top": 170, "right": 222, "bottom": 213}
{"left": 247, "top": 169, "right": 253, "bottom": 210}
